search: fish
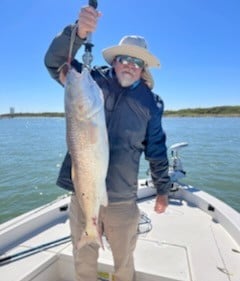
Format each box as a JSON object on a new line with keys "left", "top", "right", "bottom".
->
{"left": 64, "top": 66, "right": 109, "bottom": 249}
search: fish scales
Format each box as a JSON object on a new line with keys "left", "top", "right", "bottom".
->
{"left": 64, "top": 67, "right": 109, "bottom": 248}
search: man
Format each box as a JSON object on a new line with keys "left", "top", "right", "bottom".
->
{"left": 44, "top": 5, "right": 172, "bottom": 281}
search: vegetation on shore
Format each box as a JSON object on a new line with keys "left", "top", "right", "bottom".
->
{"left": 0, "top": 112, "right": 64, "bottom": 118}
{"left": 0, "top": 106, "right": 240, "bottom": 118}
{"left": 164, "top": 106, "right": 240, "bottom": 117}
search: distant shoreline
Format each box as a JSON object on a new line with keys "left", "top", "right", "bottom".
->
{"left": 164, "top": 105, "right": 240, "bottom": 117}
{"left": 1, "top": 106, "right": 240, "bottom": 118}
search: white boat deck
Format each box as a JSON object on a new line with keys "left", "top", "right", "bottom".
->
{"left": 137, "top": 197, "right": 240, "bottom": 281}
{"left": 1, "top": 187, "right": 240, "bottom": 281}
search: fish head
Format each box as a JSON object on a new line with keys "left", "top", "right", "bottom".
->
{"left": 65, "top": 67, "right": 103, "bottom": 120}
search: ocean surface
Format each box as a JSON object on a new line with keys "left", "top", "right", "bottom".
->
{"left": 0, "top": 117, "right": 239, "bottom": 223}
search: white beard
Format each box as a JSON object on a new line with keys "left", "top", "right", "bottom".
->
{"left": 117, "top": 72, "right": 136, "bottom": 87}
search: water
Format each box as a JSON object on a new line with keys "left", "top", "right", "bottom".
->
{"left": 0, "top": 117, "right": 239, "bottom": 223}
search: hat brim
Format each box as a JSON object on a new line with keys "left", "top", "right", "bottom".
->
{"left": 102, "top": 45, "right": 160, "bottom": 68}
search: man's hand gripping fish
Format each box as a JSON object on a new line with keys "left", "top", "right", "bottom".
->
{"left": 64, "top": 65, "right": 109, "bottom": 249}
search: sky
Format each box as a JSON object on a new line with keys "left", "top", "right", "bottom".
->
{"left": 0, "top": 0, "right": 239, "bottom": 114}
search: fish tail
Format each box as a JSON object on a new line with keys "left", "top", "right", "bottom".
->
{"left": 77, "top": 226, "right": 104, "bottom": 250}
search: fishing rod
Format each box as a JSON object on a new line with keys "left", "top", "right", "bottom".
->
{"left": 0, "top": 236, "right": 71, "bottom": 266}
{"left": 63, "top": 0, "right": 98, "bottom": 75}
{"left": 82, "top": 0, "right": 98, "bottom": 68}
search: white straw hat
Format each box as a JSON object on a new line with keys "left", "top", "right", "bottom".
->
{"left": 102, "top": 35, "right": 160, "bottom": 67}
{"left": 102, "top": 35, "right": 160, "bottom": 89}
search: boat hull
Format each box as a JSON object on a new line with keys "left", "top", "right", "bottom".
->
{"left": 0, "top": 182, "right": 240, "bottom": 281}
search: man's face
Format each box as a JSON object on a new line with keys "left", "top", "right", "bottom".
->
{"left": 113, "top": 55, "right": 144, "bottom": 87}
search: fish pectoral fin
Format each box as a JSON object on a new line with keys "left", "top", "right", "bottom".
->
{"left": 90, "top": 123, "right": 99, "bottom": 143}
{"left": 82, "top": 121, "right": 99, "bottom": 144}
{"left": 88, "top": 122, "right": 99, "bottom": 144}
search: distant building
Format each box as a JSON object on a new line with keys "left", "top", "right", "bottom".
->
{"left": 10, "top": 107, "right": 15, "bottom": 117}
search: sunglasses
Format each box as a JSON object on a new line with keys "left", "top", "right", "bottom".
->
{"left": 115, "top": 55, "right": 145, "bottom": 69}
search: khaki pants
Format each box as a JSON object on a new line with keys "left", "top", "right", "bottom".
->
{"left": 69, "top": 194, "right": 140, "bottom": 281}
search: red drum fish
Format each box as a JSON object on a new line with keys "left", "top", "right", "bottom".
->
{"left": 64, "top": 67, "right": 109, "bottom": 248}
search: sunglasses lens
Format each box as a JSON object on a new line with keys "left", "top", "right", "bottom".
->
{"left": 116, "top": 56, "right": 144, "bottom": 69}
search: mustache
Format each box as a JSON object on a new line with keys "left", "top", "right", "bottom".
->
{"left": 121, "top": 69, "right": 135, "bottom": 75}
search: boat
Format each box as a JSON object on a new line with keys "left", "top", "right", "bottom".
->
{"left": 0, "top": 142, "right": 239, "bottom": 281}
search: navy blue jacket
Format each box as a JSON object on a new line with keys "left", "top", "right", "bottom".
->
{"left": 44, "top": 24, "right": 172, "bottom": 202}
